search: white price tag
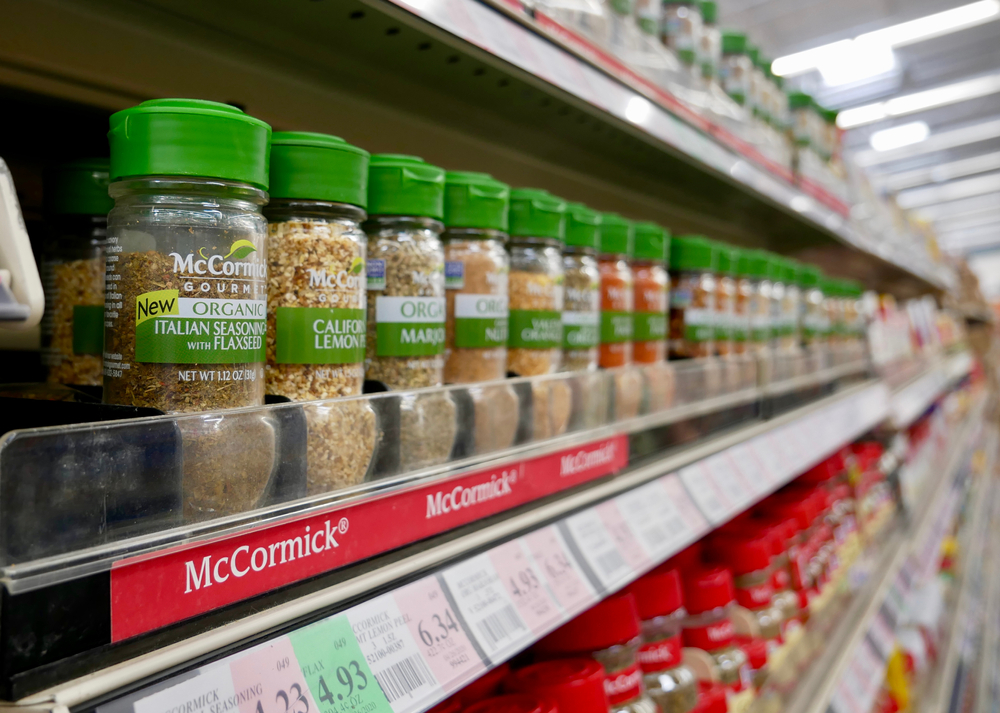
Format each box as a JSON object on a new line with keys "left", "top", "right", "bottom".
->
{"left": 615, "top": 480, "right": 693, "bottom": 558}
{"left": 488, "top": 540, "right": 563, "bottom": 635}
{"left": 748, "top": 437, "right": 788, "bottom": 486}
{"left": 768, "top": 430, "right": 800, "bottom": 473}
{"left": 133, "top": 666, "right": 237, "bottom": 713}
{"left": 522, "top": 526, "right": 597, "bottom": 615}
{"left": 595, "top": 500, "right": 653, "bottom": 571}
{"left": 868, "top": 614, "right": 895, "bottom": 661}
{"left": 678, "top": 463, "right": 730, "bottom": 524}
{"left": 727, "top": 442, "right": 772, "bottom": 494}
{"left": 703, "top": 453, "right": 752, "bottom": 510}
{"left": 661, "top": 474, "right": 710, "bottom": 537}
{"left": 561, "top": 510, "right": 633, "bottom": 592}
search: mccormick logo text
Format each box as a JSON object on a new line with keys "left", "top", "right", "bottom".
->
{"left": 183, "top": 519, "right": 345, "bottom": 593}
{"left": 170, "top": 239, "right": 267, "bottom": 280}
{"left": 705, "top": 620, "right": 734, "bottom": 642}
{"left": 604, "top": 666, "right": 642, "bottom": 699}
{"left": 560, "top": 441, "right": 618, "bottom": 476}
{"left": 425, "top": 469, "right": 518, "bottom": 519}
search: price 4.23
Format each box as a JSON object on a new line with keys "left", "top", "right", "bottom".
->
{"left": 418, "top": 609, "right": 460, "bottom": 647}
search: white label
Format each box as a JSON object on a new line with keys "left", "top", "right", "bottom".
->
{"left": 615, "top": 481, "right": 692, "bottom": 558}
{"left": 562, "top": 310, "right": 600, "bottom": 327}
{"left": 375, "top": 296, "right": 446, "bottom": 323}
{"left": 453, "top": 294, "right": 508, "bottom": 319}
{"left": 679, "top": 463, "right": 730, "bottom": 524}
{"left": 704, "top": 454, "right": 752, "bottom": 510}
{"left": 562, "top": 510, "right": 633, "bottom": 592}
{"left": 133, "top": 666, "right": 237, "bottom": 713}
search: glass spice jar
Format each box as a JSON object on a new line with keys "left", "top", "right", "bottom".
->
{"left": 634, "top": 0, "right": 661, "bottom": 37}
{"left": 507, "top": 189, "right": 565, "bottom": 376}
{"left": 680, "top": 566, "right": 750, "bottom": 694}
{"left": 788, "top": 92, "right": 815, "bottom": 151}
{"left": 599, "top": 213, "right": 635, "bottom": 369}
{"left": 732, "top": 250, "right": 751, "bottom": 356}
{"left": 735, "top": 637, "right": 769, "bottom": 690}
{"left": 534, "top": 593, "right": 659, "bottom": 713}
{"left": 562, "top": 203, "right": 601, "bottom": 372}
{"left": 754, "top": 519, "right": 803, "bottom": 634}
{"left": 364, "top": 155, "right": 446, "bottom": 390}
{"left": 719, "top": 32, "right": 752, "bottom": 107}
{"left": 768, "top": 256, "right": 788, "bottom": 354}
{"left": 697, "top": 1, "right": 721, "bottom": 83}
{"left": 823, "top": 278, "right": 844, "bottom": 345}
{"left": 631, "top": 222, "right": 669, "bottom": 365}
{"left": 442, "top": 172, "right": 510, "bottom": 384}
{"left": 661, "top": 0, "right": 703, "bottom": 66}
{"left": 741, "top": 250, "right": 773, "bottom": 358}
{"left": 669, "top": 236, "right": 716, "bottom": 359}
{"left": 799, "top": 265, "right": 827, "bottom": 350}
{"left": 713, "top": 243, "right": 736, "bottom": 358}
{"left": 41, "top": 159, "right": 111, "bottom": 387}
{"left": 628, "top": 567, "right": 698, "bottom": 713}
{"left": 505, "top": 658, "right": 611, "bottom": 713}
{"left": 708, "top": 531, "right": 784, "bottom": 649}
{"left": 843, "top": 281, "right": 864, "bottom": 348}
{"left": 104, "top": 99, "right": 270, "bottom": 413}
{"left": 782, "top": 259, "right": 803, "bottom": 353}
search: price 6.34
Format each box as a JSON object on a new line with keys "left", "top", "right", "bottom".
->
{"left": 315, "top": 661, "right": 368, "bottom": 705}
{"left": 418, "top": 609, "right": 460, "bottom": 647}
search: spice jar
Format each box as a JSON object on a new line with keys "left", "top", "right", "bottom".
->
{"left": 697, "top": 1, "right": 721, "bottom": 82}
{"left": 735, "top": 637, "right": 769, "bottom": 690}
{"left": 629, "top": 568, "right": 698, "bottom": 713}
{"left": 428, "top": 700, "right": 462, "bottom": 713}
{"left": 799, "top": 265, "right": 826, "bottom": 350}
{"left": 768, "top": 256, "right": 788, "bottom": 354}
{"left": 707, "top": 531, "right": 783, "bottom": 648}
{"left": 443, "top": 172, "right": 510, "bottom": 384}
{"left": 661, "top": 0, "right": 702, "bottom": 65}
{"left": 562, "top": 204, "right": 601, "bottom": 372}
{"left": 843, "top": 281, "right": 864, "bottom": 348}
{"left": 631, "top": 222, "right": 669, "bottom": 364}
{"left": 754, "top": 519, "right": 803, "bottom": 634}
{"left": 732, "top": 250, "right": 751, "bottom": 356}
{"left": 104, "top": 99, "right": 270, "bottom": 413}
{"left": 680, "top": 567, "right": 750, "bottom": 693}
{"left": 461, "top": 665, "right": 512, "bottom": 705}
{"left": 364, "top": 155, "right": 446, "bottom": 389}
{"left": 741, "top": 250, "right": 773, "bottom": 358}
{"left": 719, "top": 32, "right": 752, "bottom": 106}
{"left": 713, "top": 243, "right": 736, "bottom": 358}
{"left": 535, "top": 593, "right": 658, "bottom": 713}
{"left": 788, "top": 92, "right": 815, "bottom": 150}
{"left": 777, "top": 258, "right": 801, "bottom": 353}
{"left": 599, "top": 213, "right": 634, "bottom": 369}
{"left": 507, "top": 189, "right": 565, "bottom": 376}
{"left": 264, "top": 132, "right": 369, "bottom": 400}
{"left": 823, "top": 278, "right": 844, "bottom": 345}
{"left": 41, "top": 159, "right": 111, "bottom": 386}
{"left": 669, "top": 236, "right": 716, "bottom": 359}
{"left": 505, "top": 659, "right": 610, "bottom": 713}
{"left": 634, "top": 0, "right": 661, "bottom": 36}
{"left": 463, "top": 695, "right": 558, "bottom": 713}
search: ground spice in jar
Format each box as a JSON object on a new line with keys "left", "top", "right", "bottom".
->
{"left": 443, "top": 172, "right": 510, "bottom": 384}
{"left": 598, "top": 213, "right": 634, "bottom": 369}
{"left": 669, "top": 236, "right": 716, "bottom": 359}
{"left": 713, "top": 244, "right": 736, "bottom": 358}
{"left": 399, "top": 390, "right": 457, "bottom": 471}
{"left": 631, "top": 222, "right": 669, "bottom": 365}
{"left": 364, "top": 155, "right": 447, "bottom": 390}
{"left": 561, "top": 204, "right": 601, "bottom": 372}
{"left": 799, "top": 265, "right": 827, "bottom": 349}
{"left": 732, "top": 253, "right": 751, "bottom": 355}
{"left": 507, "top": 189, "right": 565, "bottom": 377}
{"left": 741, "top": 250, "right": 773, "bottom": 359}
{"left": 680, "top": 566, "right": 750, "bottom": 694}
{"left": 41, "top": 159, "right": 111, "bottom": 386}
{"left": 464, "top": 695, "right": 558, "bottom": 713}
{"left": 504, "top": 659, "right": 610, "bottom": 713}
{"left": 705, "top": 531, "right": 783, "bottom": 647}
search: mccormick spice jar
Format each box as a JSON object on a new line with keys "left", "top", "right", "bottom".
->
{"left": 669, "top": 236, "right": 716, "bottom": 359}
{"left": 719, "top": 32, "right": 752, "bottom": 106}
{"left": 265, "top": 132, "right": 369, "bottom": 401}
{"left": 535, "top": 593, "right": 658, "bottom": 713}
{"left": 463, "top": 695, "right": 558, "bottom": 713}
{"left": 741, "top": 250, "right": 773, "bottom": 358}
{"left": 631, "top": 222, "right": 669, "bottom": 364}
{"left": 442, "top": 172, "right": 510, "bottom": 384}
{"left": 629, "top": 567, "right": 698, "bottom": 713}
{"left": 41, "top": 159, "right": 111, "bottom": 386}
{"left": 680, "top": 566, "right": 750, "bottom": 694}
{"left": 823, "top": 278, "right": 844, "bottom": 345}
{"left": 599, "top": 213, "right": 635, "bottom": 369}
{"left": 713, "top": 243, "right": 736, "bottom": 357}
{"left": 364, "top": 155, "right": 446, "bottom": 389}
{"left": 698, "top": 1, "right": 721, "bottom": 82}
{"left": 735, "top": 637, "right": 769, "bottom": 690}
{"left": 782, "top": 259, "right": 802, "bottom": 352}
{"left": 461, "top": 665, "right": 512, "bottom": 706}
{"left": 429, "top": 700, "right": 462, "bottom": 713}
{"left": 732, "top": 249, "right": 751, "bottom": 356}
{"left": 507, "top": 189, "right": 565, "bottom": 376}
{"left": 104, "top": 99, "right": 270, "bottom": 413}
{"left": 561, "top": 204, "right": 601, "bottom": 372}
{"left": 661, "top": 0, "right": 702, "bottom": 65}
{"left": 707, "top": 531, "right": 784, "bottom": 648}
{"left": 505, "top": 659, "right": 610, "bottom": 713}
{"left": 799, "top": 265, "right": 826, "bottom": 349}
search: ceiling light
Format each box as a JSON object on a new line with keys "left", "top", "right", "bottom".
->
{"left": 818, "top": 40, "right": 896, "bottom": 87}
{"left": 870, "top": 121, "right": 929, "bottom": 152}
{"left": 624, "top": 96, "right": 653, "bottom": 125}
{"left": 853, "top": 117, "right": 1000, "bottom": 166}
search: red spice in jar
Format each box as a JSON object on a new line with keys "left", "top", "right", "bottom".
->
{"left": 505, "top": 658, "right": 609, "bottom": 713}
{"left": 597, "top": 214, "right": 634, "bottom": 369}
{"left": 631, "top": 222, "right": 669, "bottom": 364}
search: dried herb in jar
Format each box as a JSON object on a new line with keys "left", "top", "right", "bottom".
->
{"left": 561, "top": 203, "right": 601, "bottom": 372}
{"left": 669, "top": 236, "right": 716, "bottom": 360}
{"left": 599, "top": 213, "right": 635, "bottom": 369}
{"left": 632, "top": 222, "right": 669, "bottom": 364}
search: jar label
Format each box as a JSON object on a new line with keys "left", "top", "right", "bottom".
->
{"left": 750, "top": 314, "right": 770, "bottom": 342}
{"left": 562, "top": 310, "right": 599, "bottom": 349}
{"left": 732, "top": 313, "right": 749, "bottom": 342}
{"left": 637, "top": 634, "right": 682, "bottom": 672}
{"left": 603, "top": 663, "right": 644, "bottom": 705}
{"left": 508, "top": 310, "right": 561, "bottom": 349}
{"left": 633, "top": 312, "right": 667, "bottom": 342}
{"left": 453, "top": 294, "right": 509, "bottom": 348}
{"left": 274, "top": 307, "right": 366, "bottom": 364}
{"left": 600, "top": 311, "right": 633, "bottom": 344}
{"left": 713, "top": 310, "right": 733, "bottom": 341}
{"left": 375, "top": 296, "right": 446, "bottom": 356}
{"left": 366, "top": 259, "right": 386, "bottom": 291}
{"left": 735, "top": 582, "right": 775, "bottom": 609}
{"left": 682, "top": 619, "right": 735, "bottom": 651}
{"left": 73, "top": 305, "right": 104, "bottom": 355}
{"left": 444, "top": 260, "right": 465, "bottom": 290}
{"left": 680, "top": 307, "right": 714, "bottom": 343}
{"left": 134, "top": 293, "right": 266, "bottom": 363}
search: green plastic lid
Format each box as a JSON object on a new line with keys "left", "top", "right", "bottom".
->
{"left": 564, "top": 203, "right": 601, "bottom": 250}
{"left": 781, "top": 258, "right": 799, "bottom": 284}
{"left": 821, "top": 277, "right": 841, "bottom": 296}
{"left": 599, "top": 213, "right": 634, "bottom": 256}
{"left": 821, "top": 108, "right": 839, "bottom": 125}
{"left": 108, "top": 99, "right": 271, "bottom": 189}
{"left": 799, "top": 264, "right": 822, "bottom": 288}
{"left": 671, "top": 235, "right": 716, "bottom": 271}
{"left": 739, "top": 249, "right": 773, "bottom": 279}
{"left": 722, "top": 32, "right": 747, "bottom": 55}
{"left": 509, "top": 188, "right": 566, "bottom": 240}
{"left": 444, "top": 171, "right": 510, "bottom": 231}
{"left": 269, "top": 132, "right": 369, "bottom": 207}
{"left": 716, "top": 244, "right": 738, "bottom": 275}
{"left": 787, "top": 92, "right": 814, "bottom": 110}
{"left": 768, "top": 256, "right": 787, "bottom": 282}
{"left": 46, "top": 159, "right": 113, "bottom": 215}
{"left": 633, "top": 222, "right": 669, "bottom": 262}
{"left": 846, "top": 279, "right": 864, "bottom": 297}
{"left": 747, "top": 46, "right": 760, "bottom": 65}
{"left": 700, "top": 1, "right": 717, "bottom": 24}
{"left": 367, "top": 154, "right": 445, "bottom": 219}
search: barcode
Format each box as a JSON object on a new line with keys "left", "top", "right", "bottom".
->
{"left": 374, "top": 654, "right": 434, "bottom": 703}
{"left": 475, "top": 604, "right": 525, "bottom": 647}
{"left": 593, "top": 548, "right": 626, "bottom": 579}
{"left": 663, "top": 514, "right": 686, "bottom": 537}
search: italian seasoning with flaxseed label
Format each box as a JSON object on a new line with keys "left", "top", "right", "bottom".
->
{"left": 561, "top": 203, "right": 601, "bottom": 371}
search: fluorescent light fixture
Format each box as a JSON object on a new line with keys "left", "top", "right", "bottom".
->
{"left": 853, "top": 117, "right": 1000, "bottom": 166}
{"left": 870, "top": 121, "right": 929, "bottom": 152}
{"left": 625, "top": 96, "right": 653, "bottom": 124}
{"left": 773, "top": 0, "right": 1000, "bottom": 77}
{"left": 838, "top": 71, "right": 1000, "bottom": 128}
{"left": 881, "top": 151, "right": 1000, "bottom": 191}
{"left": 897, "top": 172, "right": 1000, "bottom": 208}
{"left": 818, "top": 40, "right": 896, "bottom": 87}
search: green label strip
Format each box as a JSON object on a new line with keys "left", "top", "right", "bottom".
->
{"left": 633, "top": 312, "right": 666, "bottom": 343}
{"left": 508, "top": 310, "right": 561, "bottom": 349}
{"left": 275, "top": 307, "right": 365, "bottom": 365}
{"left": 600, "top": 311, "right": 633, "bottom": 344}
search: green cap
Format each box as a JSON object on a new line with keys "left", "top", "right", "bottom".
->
{"left": 739, "top": 249, "right": 772, "bottom": 279}
{"left": 509, "top": 188, "right": 566, "bottom": 240}
{"left": 845, "top": 279, "right": 864, "bottom": 297}
{"left": 564, "top": 203, "right": 601, "bottom": 250}
{"left": 444, "top": 171, "right": 510, "bottom": 231}
{"left": 722, "top": 32, "right": 747, "bottom": 55}
{"left": 269, "top": 132, "right": 369, "bottom": 207}
{"left": 821, "top": 277, "right": 841, "bottom": 296}
{"left": 768, "top": 256, "right": 786, "bottom": 282}
{"left": 780, "top": 258, "right": 799, "bottom": 284}
{"left": 367, "top": 154, "right": 445, "bottom": 219}
{"left": 716, "top": 244, "right": 738, "bottom": 275}
{"left": 821, "top": 108, "right": 839, "bottom": 125}
{"left": 633, "top": 222, "right": 669, "bottom": 262}
{"left": 747, "top": 46, "right": 760, "bottom": 65}
{"left": 699, "top": 1, "right": 717, "bottom": 23}
{"left": 108, "top": 99, "right": 271, "bottom": 189}
{"left": 799, "top": 265, "right": 822, "bottom": 288}
{"left": 46, "top": 159, "right": 113, "bottom": 215}
{"left": 671, "top": 235, "right": 716, "bottom": 271}
{"left": 787, "top": 92, "right": 814, "bottom": 110}
{"left": 599, "top": 213, "right": 634, "bottom": 256}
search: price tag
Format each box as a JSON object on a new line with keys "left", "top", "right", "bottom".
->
{"left": 595, "top": 500, "right": 652, "bottom": 572}
{"left": 767, "top": 431, "right": 800, "bottom": 474}
{"left": 661, "top": 474, "right": 709, "bottom": 537}
{"left": 727, "top": 443, "right": 772, "bottom": 494}
{"left": 748, "top": 437, "right": 787, "bottom": 485}
{"left": 615, "top": 480, "right": 691, "bottom": 559}
{"left": 702, "top": 453, "right": 752, "bottom": 510}
{"left": 561, "top": 510, "right": 633, "bottom": 592}
{"left": 228, "top": 638, "right": 321, "bottom": 713}
{"left": 678, "top": 463, "right": 730, "bottom": 524}
{"left": 133, "top": 666, "right": 238, "bottom": 713}
{"left": 530, "top": 38, "right": 595, "bottom": 103}
{"left": 867, "top": 613, "right": 895, "bottom": 661}
{"left": 464, "top": 0, "right": 538, "bottom": 72}
{"left": 488, "top": 540, "right": 562, "bottom": 635}
{"left": 441, "top": 553, "right": 533, "bottom": 661}
{"left": 522, "top": 526, "right": 597, "bottom": 614}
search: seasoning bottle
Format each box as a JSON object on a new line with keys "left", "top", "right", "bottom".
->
{"left": 781, "top": 258, "right": 802, "bottom": 353}
{"left": 104, "top": 99, "right": 270, "bottom": 413}
{"left": 661, "top": 0, "right": 703, "bottom": 66}
{"left": 843, "top": 281, "right": 864, "bottom": 348}
{"left": 713, "top": 243, "right": 736, "bottom": 358}
{"left": 535, "top": 593, "right": 659, "bottom": 713}
{"left": 706, "top": 531, "right": 784, "bottom": 649}
{"left": 741, "top": 250, "right": 773, "bottom": 358}
{"left": 719, "top": 32, "right": 752, "bottom": 106}
{"left": 364, "top": 154, "right": 446, "bottom": 389}
{"left": 754, "top": 519, "right": 803, "bottom": 634}
{"left": 562, "top": 204, "right": 601, "bottom": 372}
{"left": 505, "top": 659, "right": 611, "bottom": 713}
{"left": 799, "top": 265, "right": 825, "bottom": 350}
{"left": 507, "top": 189, "right": 565, "bottom": 376}
{"left": 668, "top": 236, "right": 716, "bottom": 360}
{"left": 768, "top": 255, "right": 787, "bottom": 354}
{"left": 634, "top": 0, "right": 661, "bottom": 37}
{"left": 599, "top": 213, "right": 635, "bottom": 369}
{"left": 823, "top": 278, "right": 844, "bottom": 346}
{"left": 631, "top": 222, "right": 669, "bottom": 364}
{"left": 628, "top": 567, "right": 698, "bottom": 713}
{"left": 463, "top": 695, "right": 558, "bottom": 713}
{"left": 264, "top": 132, "right": 369, "bottom": 401}
{"left": 41, "top": 159, "right": 111, "bottom": 387}
{"left": 442, "top": 172, "right": 511, "bottom": 384}
{"left": 731, "top": 249, "right": 751, "bottom": 356}
{"left": 697, "top": 1, "right": 721, "bottom": 83}
{"left": 788, "top": 92, "right": 814, "bottom": 151}
{"left": 735, "top": 637, "right": 769, "bottom": 690}
{"left": 680, "top": 566, "right": 750, "bottom": 694}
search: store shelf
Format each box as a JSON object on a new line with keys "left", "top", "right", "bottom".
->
{"left": 887, "top": 351, "right": 974, "bottom": 430}
{"left": 0, "top": 0, "right": 946, "bottom": 297}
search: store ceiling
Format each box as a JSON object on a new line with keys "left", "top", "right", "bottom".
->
{"left": 719, "top": 0, "right": 1000, "bottom": 260}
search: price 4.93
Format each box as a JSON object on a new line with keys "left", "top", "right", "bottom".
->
{"left": 508, "top": 568, "right": 540, "bottom": 598}
{"left": 418, "top": 608, "right": 460, "bottom": 647}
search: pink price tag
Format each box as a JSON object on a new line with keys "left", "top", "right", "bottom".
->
{"left": 523, "top": 527, "right": 596, "bottom": 614}
{"left": 748, "top": 437, "right": 786, "bottom": 484}
{"left": 678, "top": 464, "right": 729, "bottom": 524}
{"left": 563, "top": 510, "right": 633, "bottom": 591}
{"left": 488, "top": 540, "right": 561, "bottom": 635}
{"left": 229, "top": 638, "right": 318, "bottom": 713}
{"left": 703, "top": 454, "right": 751, "bottom": 510}
{"left": 727, "top": 443, "right": 771, "bottom": 493}
{"left": 596, "top": 500, "right": 652, "bottom": 571}
{"left": 661, "top": 475, "right": 709, "bottom": 535}
{"left": 615, "top": 481, "right": 688, "bottom": 559}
